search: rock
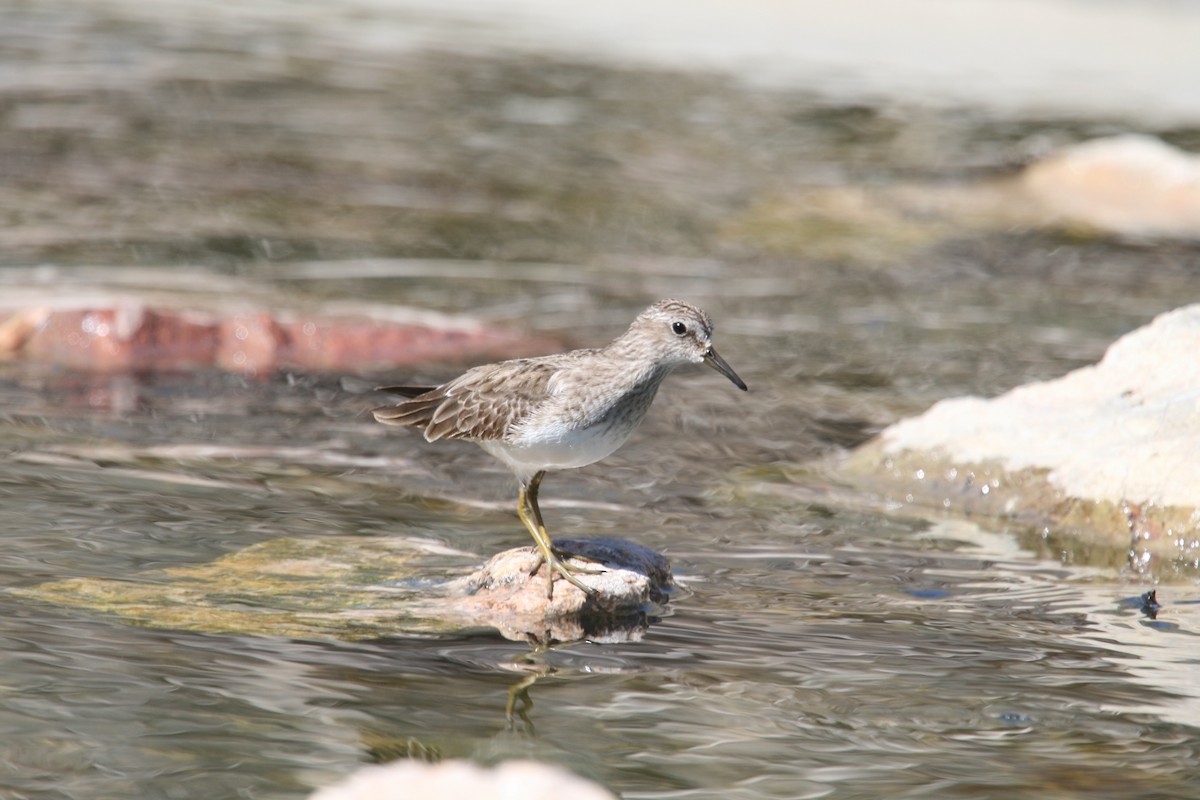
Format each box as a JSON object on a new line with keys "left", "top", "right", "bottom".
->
{"left": 1021, "top": 135, "right": 1200, "bottom": 239}
{"left": 444, "top": 537, "right": 672, "bottom": 643}
{"left": 0, "top": 290, "right": 555, "bottom": 376}
{"left": 844, "top": 304, "right": 1200, "bottom": 575}
{"left": 13, "top": 303, "right": 219, "bottom": 371}
{"left": 309, "top": 759, "right": 617, "bottom": 800}
{"left": 722, "top": 135, "right": 1200, "bottom": 264}
{"left": 15, "top": 520, "right": 671, "bottom": 643}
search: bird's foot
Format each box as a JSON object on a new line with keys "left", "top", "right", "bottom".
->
{"left": 530, "top": 550, "right": 602, "bottom": 598}
{"left": 552, "top": 547, "right": 607, "bottom": 574}
{"left": 528, "top": 548, "right": 606, "bottom": 577}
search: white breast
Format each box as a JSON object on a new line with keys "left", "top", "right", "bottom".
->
{"left": 479, "top": 364, "right": 666, "bottom": 481}
{"left": 480, "top": 420, "right": 634, "bottom": 478}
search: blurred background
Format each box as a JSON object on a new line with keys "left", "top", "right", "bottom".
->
{"left": 2, "top": 1, "right": 1200, "bottom": 799}
{"left": 7, "top": 0, "right": 1200, "bottom": 419}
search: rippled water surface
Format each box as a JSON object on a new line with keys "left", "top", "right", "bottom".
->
{"left": 3, "top": 2, "right": 1200, "bottom": 798}
{"left": 4, "top": 307, "right": 1199, "bottom": 799}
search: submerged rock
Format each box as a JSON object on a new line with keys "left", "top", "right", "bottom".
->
{"left": 845, "top": 304, "right": 1200, "bottom": 575}
{"left": 14, "top": 534, "right": 670, "bottom": 644}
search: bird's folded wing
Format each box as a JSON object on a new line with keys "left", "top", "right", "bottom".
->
{"left": 372, "top": 360, "right": 558, "bottom": 443}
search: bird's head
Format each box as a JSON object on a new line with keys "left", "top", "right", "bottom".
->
{"left": 630, "top": 299, "right": 747, "bottom": 391}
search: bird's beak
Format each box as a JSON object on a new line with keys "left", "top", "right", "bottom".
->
{"left": 704, "top": 346, "right": 747, "bottom": 391}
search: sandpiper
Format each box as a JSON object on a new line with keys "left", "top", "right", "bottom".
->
{"left": 373, "top": 299, "right": 747, "bottom": 598}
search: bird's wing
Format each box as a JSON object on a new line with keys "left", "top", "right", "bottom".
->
{"left": 372, "top": 359, "right": 558, "bottom": 442}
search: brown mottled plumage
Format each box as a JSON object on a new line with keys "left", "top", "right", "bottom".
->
{"left": 374, "top": 360, "right": 563, "bottom": 443}
{"left": 373, "top": 299, "right": 746, "bottom": 598}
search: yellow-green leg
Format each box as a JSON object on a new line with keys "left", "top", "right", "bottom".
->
{"left": 505, "top": 673, "right": 538, "bottom": 734}
{"left": 517, "top": 471, "right": 602, "bottom": 598}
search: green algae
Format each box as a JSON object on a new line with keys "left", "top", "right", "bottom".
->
{"left": 719, "top": 188, "right": 947, "bottom": 266}
{"left": 15, "top": 536, "right": 477, "bottom": 640}
{"left": 724, "top": 446, "right": 1200, "bottom": 579}
{"left": 840, "top": 441, "right": 1200, "bottom": 579}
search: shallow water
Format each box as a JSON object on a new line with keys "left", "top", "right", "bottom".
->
{"left": 3, "top": 2, "right": 1200, "bottom": 799}
{"left": 4, "top": 299, "right": 1199, "bottom": 799}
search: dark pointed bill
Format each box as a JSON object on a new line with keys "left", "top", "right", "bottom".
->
{"left": 704, "top": 347, "right": 748, "bottom": 391}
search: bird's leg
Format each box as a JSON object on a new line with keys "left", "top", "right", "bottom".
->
{"left": 517, "top": 473, "right": 555, "bottom": 568}
{"left": 527, "top": 471, "right": 606, "bottom": 575}
{"left": 517, "top": 472, "right": 601, "bottom": 598}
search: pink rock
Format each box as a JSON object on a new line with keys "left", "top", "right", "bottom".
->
{"left": 216, "top": 311, "right": 283, "bottom": 377}
{"left": 278, "top": 316, "right": 487, "bottom": 372}
{"left": 0, "top": 298, "right": 557, "bottom": 376}
{"left": 17, "top": 304, "right": 218, "bottom": 371}
{"left": 1022, "top": 135, "right": 1200, "bottom": 238}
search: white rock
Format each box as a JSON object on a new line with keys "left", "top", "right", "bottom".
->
{"left": 309, "top": 759, "right": 617, "bottom": 800}
{"left": 1021, "top": 135, "right": 1200, "bottom": 238}
{"left": 879, "top": 303, "right": 1200, "bottom": 508}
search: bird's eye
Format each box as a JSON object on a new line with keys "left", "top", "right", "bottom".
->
{"left": 671, "top": 321, "right": 688, "bottom": 336}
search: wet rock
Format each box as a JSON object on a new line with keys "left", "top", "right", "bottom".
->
{"left": 724, "top": 135, "right": 1200, "bottom": 264}
{"left": 844, "top": 304, "right": 1200, "bottom": 575}
{"left": 11, "top": 303, "right": 219, "bottom": 371}
{"left": 14, "top": 534, "right": 670, "bottom": 644}
{"left": 1020, "top": 135, "right": 1200, "bottom": 239}
{"left": 14, "top": 536, "right": 465, "bottom": 640}
{"left": 309, "top": 759, "right": 617, "bottom": 800}
{"left": 445, "top": 537, "right": 672, "bottom": 642}
{"left": 0, "top": 290, "right": 554, "bottom": 376}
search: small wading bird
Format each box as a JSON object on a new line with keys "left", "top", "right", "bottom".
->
{"left": 373, "top": 299, "right": 747, "bottom": 598}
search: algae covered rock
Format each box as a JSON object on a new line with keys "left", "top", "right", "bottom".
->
{"left": 845, "top": 303, "right": 1200, "bottom": 576}
{"left": 15, "top": 534, "right": 671, "bottom": 643}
